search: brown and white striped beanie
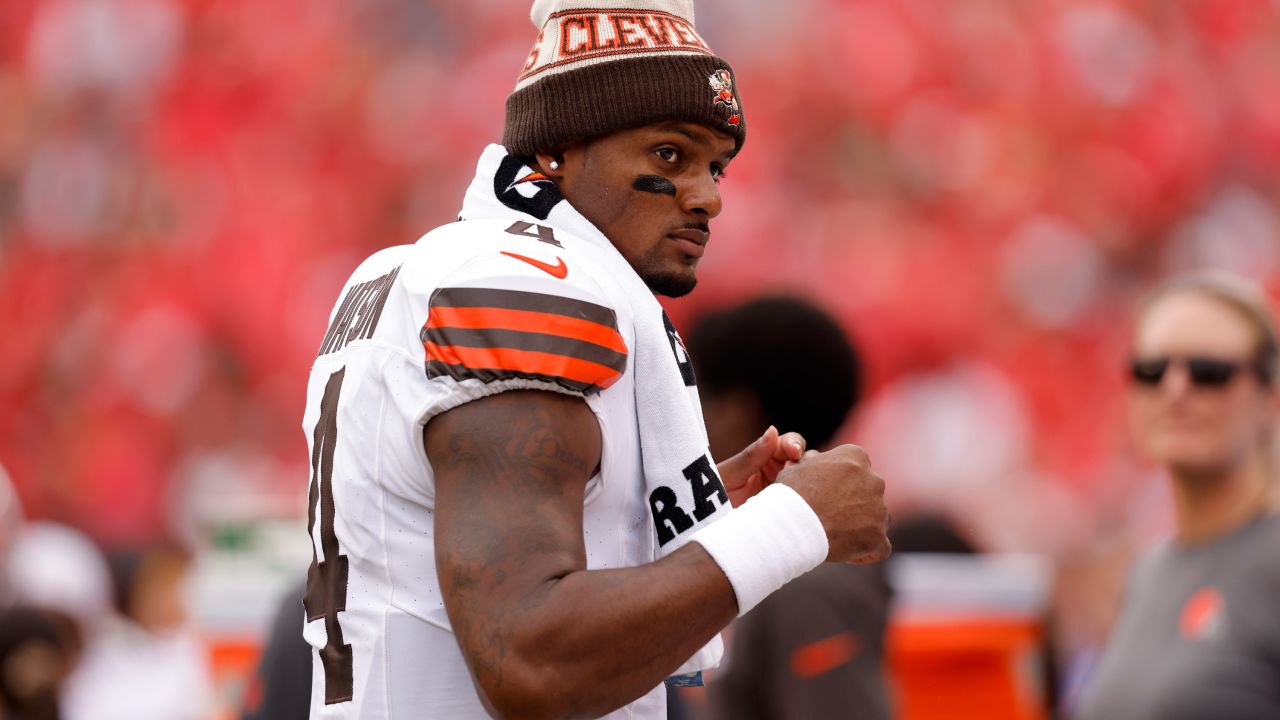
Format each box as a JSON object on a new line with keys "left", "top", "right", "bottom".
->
{"left": 502, "top": 0, "right": 746, "bottom": 157}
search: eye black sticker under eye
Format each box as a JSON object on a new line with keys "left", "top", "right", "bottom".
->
{"left": 633, "top": 175, "right": 677, "bottom": 196}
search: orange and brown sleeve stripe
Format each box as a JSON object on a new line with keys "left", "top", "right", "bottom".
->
{"left": 422, "top": 287, "right": 627, "bottom": 395}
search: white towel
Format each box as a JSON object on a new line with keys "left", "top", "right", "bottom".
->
{"left": 458, "top": 145, "right": 732, "bottom": 678}
{"left": 632, "top": 303, "right": 729, "bottom": 678}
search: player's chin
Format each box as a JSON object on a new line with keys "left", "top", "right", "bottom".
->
{"left": 642, "top": 265, "right": 698, "bottom": 298}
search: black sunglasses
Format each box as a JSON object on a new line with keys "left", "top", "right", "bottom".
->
{"left": 1129, "top": 356, "right": 1266, "bottom": 388}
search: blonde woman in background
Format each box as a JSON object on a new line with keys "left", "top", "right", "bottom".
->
{"left": 1077, "top": 272, "right": 1280, "bottom": 720}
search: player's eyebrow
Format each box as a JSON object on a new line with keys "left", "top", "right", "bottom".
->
{"left": 656, "top": 122, "right": 711, "bottom": 147}
{"left": 653, "top": 121, "right": 736, "bottom": 162}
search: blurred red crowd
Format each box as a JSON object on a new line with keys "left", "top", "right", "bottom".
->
{"left": 1, "top": 0, "right": 1278, "bottom": 548}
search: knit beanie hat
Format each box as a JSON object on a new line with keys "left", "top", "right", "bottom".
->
{"left": 503, "top": 0, "right": 746, "bottom": 157}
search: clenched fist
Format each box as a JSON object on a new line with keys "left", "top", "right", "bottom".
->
{"left": 776, "top": 444, "right": 891, "bottom": 563}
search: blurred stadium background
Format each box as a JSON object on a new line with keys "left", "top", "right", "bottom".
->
{"left": 1, "top": 0, "right": 1279, "bottom": 717}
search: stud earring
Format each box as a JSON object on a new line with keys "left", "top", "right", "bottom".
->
{"left": 549, "top": 161, "right": 560, "bottom": 170}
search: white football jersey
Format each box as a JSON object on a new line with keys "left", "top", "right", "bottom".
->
{"left": 301, "top": 214, "right": 667, "bottom": 718}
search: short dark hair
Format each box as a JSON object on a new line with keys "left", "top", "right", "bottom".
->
{"left": 687, "top": 296, "right": 861, "bottom": 449}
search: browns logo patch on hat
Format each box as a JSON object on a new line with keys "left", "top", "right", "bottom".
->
{"left": 708, "top": 69, "right": 741, "bottom": 128}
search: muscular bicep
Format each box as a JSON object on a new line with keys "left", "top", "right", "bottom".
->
{"left": 424, "top": 390, "right": 601, "bottom": 680}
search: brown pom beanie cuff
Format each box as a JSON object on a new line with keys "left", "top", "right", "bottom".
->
{"left": 502, "top": 2, "right": 746, "bottom": 157}
{"left": 503, "top": 54, "right": 745, "bottom": 157}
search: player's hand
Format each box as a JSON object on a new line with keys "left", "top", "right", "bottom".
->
{"left": 776, "top": 444, "right": 891, "bottom": 564}
{"left": 718, "top": 425, "right": 806, "bottom": 507}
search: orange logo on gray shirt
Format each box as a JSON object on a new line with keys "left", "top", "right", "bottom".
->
{"left": 1180, "top": 587, "right": 1225, "bottom": 640}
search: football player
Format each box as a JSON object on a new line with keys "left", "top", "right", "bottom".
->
{"left": 301, "top": 1, "right": 891, "bottom": 718}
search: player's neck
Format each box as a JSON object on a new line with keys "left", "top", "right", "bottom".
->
{"left": 1170, "top": 450, "right": 1276, "bottom": 544}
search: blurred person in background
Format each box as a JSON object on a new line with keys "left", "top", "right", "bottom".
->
{"left": 693, "top": 296, "right": 893, "bottom": 720}
{"left": 1, "top": 486, "right": 107, "bottom": 720}
{"left": 0, "top": 485, "right": 214, "bottom": 720}
{"left": 5, "top": 522, "right": 112, "bottom": 637}
{"left": 0, "top": 606, "right": 78, "bottom": 720}
{"left": 1076, "top": 271, "right": 1280, "bottom": 720}
{"left": 61, "top": 541, "right": 214, "bottom": 720}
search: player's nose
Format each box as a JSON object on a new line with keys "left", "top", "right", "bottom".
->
{"left": 680, "top": 172, "right": 723, "bottom": 219}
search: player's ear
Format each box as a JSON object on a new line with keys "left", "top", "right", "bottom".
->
{"left": 534, "top": 147, "right": 569, "bottom": 180}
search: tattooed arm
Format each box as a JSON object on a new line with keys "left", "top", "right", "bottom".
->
{"left": 427, "top": 390, "right": 737, "bottom": 720}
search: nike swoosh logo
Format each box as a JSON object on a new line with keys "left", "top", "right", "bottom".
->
{"left": 501, "top": 251, "right": 568, "bottom": 279}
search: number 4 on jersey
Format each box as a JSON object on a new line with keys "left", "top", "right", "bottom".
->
{"left": 305, "top": 368, "right": 355, "bottom": 704}
{"left": 505, "top": 220, "right": 561, "bottom": 247}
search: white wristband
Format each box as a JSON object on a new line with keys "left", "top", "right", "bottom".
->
{"left": 690, "top": 483, "right": 829, "bottom": 616}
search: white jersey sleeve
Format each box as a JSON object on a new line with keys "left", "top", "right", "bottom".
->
{"left": 301, "top": 219, "right": 648, "bottom": 719}
{"left": 405, "top": 224, "right": 630, "bottom": 424}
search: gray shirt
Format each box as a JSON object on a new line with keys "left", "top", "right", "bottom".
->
{"left": 1077, "top": 513, "right": 1280, "bottom": 720}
